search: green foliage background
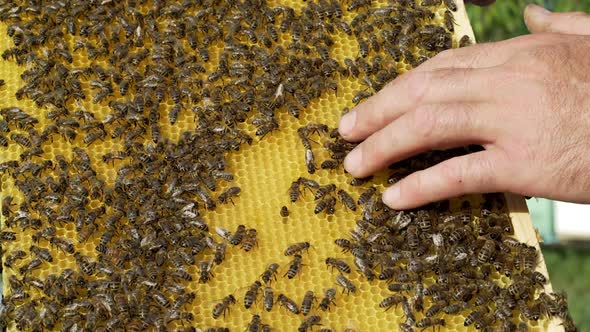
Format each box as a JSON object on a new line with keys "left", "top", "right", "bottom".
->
{"left": 468, "top": 0, "right": 590, "bottom": 42}
{"left": 466, "top": 2, "right": 590, "bottom": 331}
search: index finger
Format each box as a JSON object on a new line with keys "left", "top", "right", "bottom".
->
{"left": 338, "top": 35, "right": 558, "bottom": 142}
{"left": 338, "top": 66, "right": 495, "bottom": 142}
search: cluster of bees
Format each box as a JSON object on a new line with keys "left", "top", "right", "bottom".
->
{"left": 210, "top": 242, "right": 350, "bottom": 332}
{"left": 0, "top": 0, "right": 575, "bottom": 331}
{"left": 294, "top": 130, "right": 578, "bottom": 331}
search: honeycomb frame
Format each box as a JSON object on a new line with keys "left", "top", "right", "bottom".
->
{"left": 0, "top": 0, "right": 564, "bottom": 331}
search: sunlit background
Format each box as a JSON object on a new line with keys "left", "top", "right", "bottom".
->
{"left": 466, "top": 1, "right": 590, "bottom": 330}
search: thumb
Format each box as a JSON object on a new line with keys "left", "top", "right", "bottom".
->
{"left": 382, "top": 151, "right": 505, "bottom": 209}
{"left": 525, "top": 4, "right": 590, "bottom": 35}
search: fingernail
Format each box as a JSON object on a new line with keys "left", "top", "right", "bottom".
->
{"left": 527, "top": 3, "right": 550, "bottom": 17}
{"left": 383, "top": 185, "right": 401, "bottom": 208}
{"left": 343, "top": 147, "right": 361, "bottom": 175}
{"left": 338, "top": 111, "right": 356, "bottom": 137}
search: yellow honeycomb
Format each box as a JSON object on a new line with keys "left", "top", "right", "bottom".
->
{"left": 0, "top": 0, "right": 563, "bottom": 331}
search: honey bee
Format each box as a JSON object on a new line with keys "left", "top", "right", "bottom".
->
{"left": 147, "top": 289, "right": 169, "bottom": 309}
{"left": 337, "top": 190, "right": 357, "bottom": 211}
{"left": 305, "top": 149, "right": 316, "bottom": 174}
{"left": 280, "top": 206, "right": 289, "bottom": 218}
{"left": 442, "top": 302, "right": 470, "bottom": 315}
{"left": 350, "top": 176, "right": 373, "bottom": 186}
{"left": 421, "top": 0, "right": 442, "bottom": 5}
{"left": 518, "top": 300, "right": 540, "bottom": 321}
{"left": 478, "top": 239, "right": 496, "bottom": 263}
{"left": 357, "top": 186, "right": 377, "bottom": 206}
{"left": 229, "top": 225, "right": 247, "bottom": 245}
{"left": 29, "top": 245, "right": 52, "bottom": 262}
{"left": 4, "top": 250, "right": 26, "bottom": 268}
{"left": 354, "top": 256, "right": 376, "bottom": 281}
{"left": 285, "top": 254, "right": 303, "bottom": 279}
{"left": 352, "top": 91, "right": 372, "bottom": 104}
{"left": 319, "top": 288, "right": 337, "bottom": 311}
{"left": 219, "top": 186, "right": 241, "bottom": 204}
{"left": 301, "top": 290, "right": 315, "bottom": 316}
{"left": 216, "top": 227, "right": 233, "bottom": 243}
{"left": 459, "top": 35, "right": 473, "bottom": 48}
{"left": 19, "top": 258, "right": 42, "bottom": 275}
{"left": 336, "top": 275, "right": 356, "bottom": 294}
{"left": 299, "top": 315, "right": 321, "bottom": 332}
{"left": 444, "top": 0, "right": 458, "bottom": 11}
{"left": 315, "top": 196, "right": 337, "bottom": 215}
{"left": 443, "top": 10, "right": 456, "bottom": 32}
{"left": 246, "top": 314, "right": 262, "bottom": 332}
{"left": 32, "top": 226, "right": 56, "bottom": 243}
{"left": 285, "top": 242, "right": 311, "bottom": 256}
{"left": 380, "top": 295, "right": 406, "bottom": 311}
{"left": 242, "top": 229, "right": 258, "bottom": 252}
{"left": 74, "top": 252, "right": 96, "bottom": 275}
{"left": 278, "top": 294, "right": 300, "bottom": 314}
{"left": 325, "top": 257, "right": 351, "bottom": 274}
{"left": 214, "top": 243, "right": 226, "bottom": 265}
{"left": 199, "top": 260, "right": 214, "bottom": 283}
{"left": 448, "top": 224, "right": 472, "bottom": 244}
{"left": 212, "top": 295, "right": 236, "bottom": 319}
{"left": 289, "top": 181, "right": 303, "bottom": 203}
{"left": 335, "top": 238, "right": 353, "bottom": 252}
{"left": 244, "top": 280, "right": 262, "bottom": 309}
{"left": 263, "top": 286, "right": 274, "bottom": 311}
{"left": 348, "top": 0, "right": 371, "bottom": 11}
{"left": 2, "top": 195, "right": 13, "bottom": 217}
{"left": 315, "top": 184, "right": 336, "bottom": 200}
{"left": 49, "top": 236, "right": 75, "bottom": 253}
{"left": 261, "top": 263, "right": 280, "bottom": 284}
{"left": 416, "top": 318, "right": 445, "bottom": 329}
{"left": 10, "top": 133, "right": 31, "bottom": 148}
{"left": 464, "top": 308, "right": 487, "bottom": 326}
{"left": 297, "top": 177, "right": 318, "bottom": 191}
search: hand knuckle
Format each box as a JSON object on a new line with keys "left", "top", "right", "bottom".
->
{"left": 412, "top": 105, "right": 440, "bottom": 140}
{"left": 470, "top": 157, "right": 496, "bottom": 190}
{"left": 400, "top": 171, "right": 423, "bottom": 200}
{"left": 405, "top": 71, "right": 430, "bottom": 103}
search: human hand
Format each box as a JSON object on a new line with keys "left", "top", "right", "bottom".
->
{"left": 338, "top": 4, "right": 590, "bottom": 210}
